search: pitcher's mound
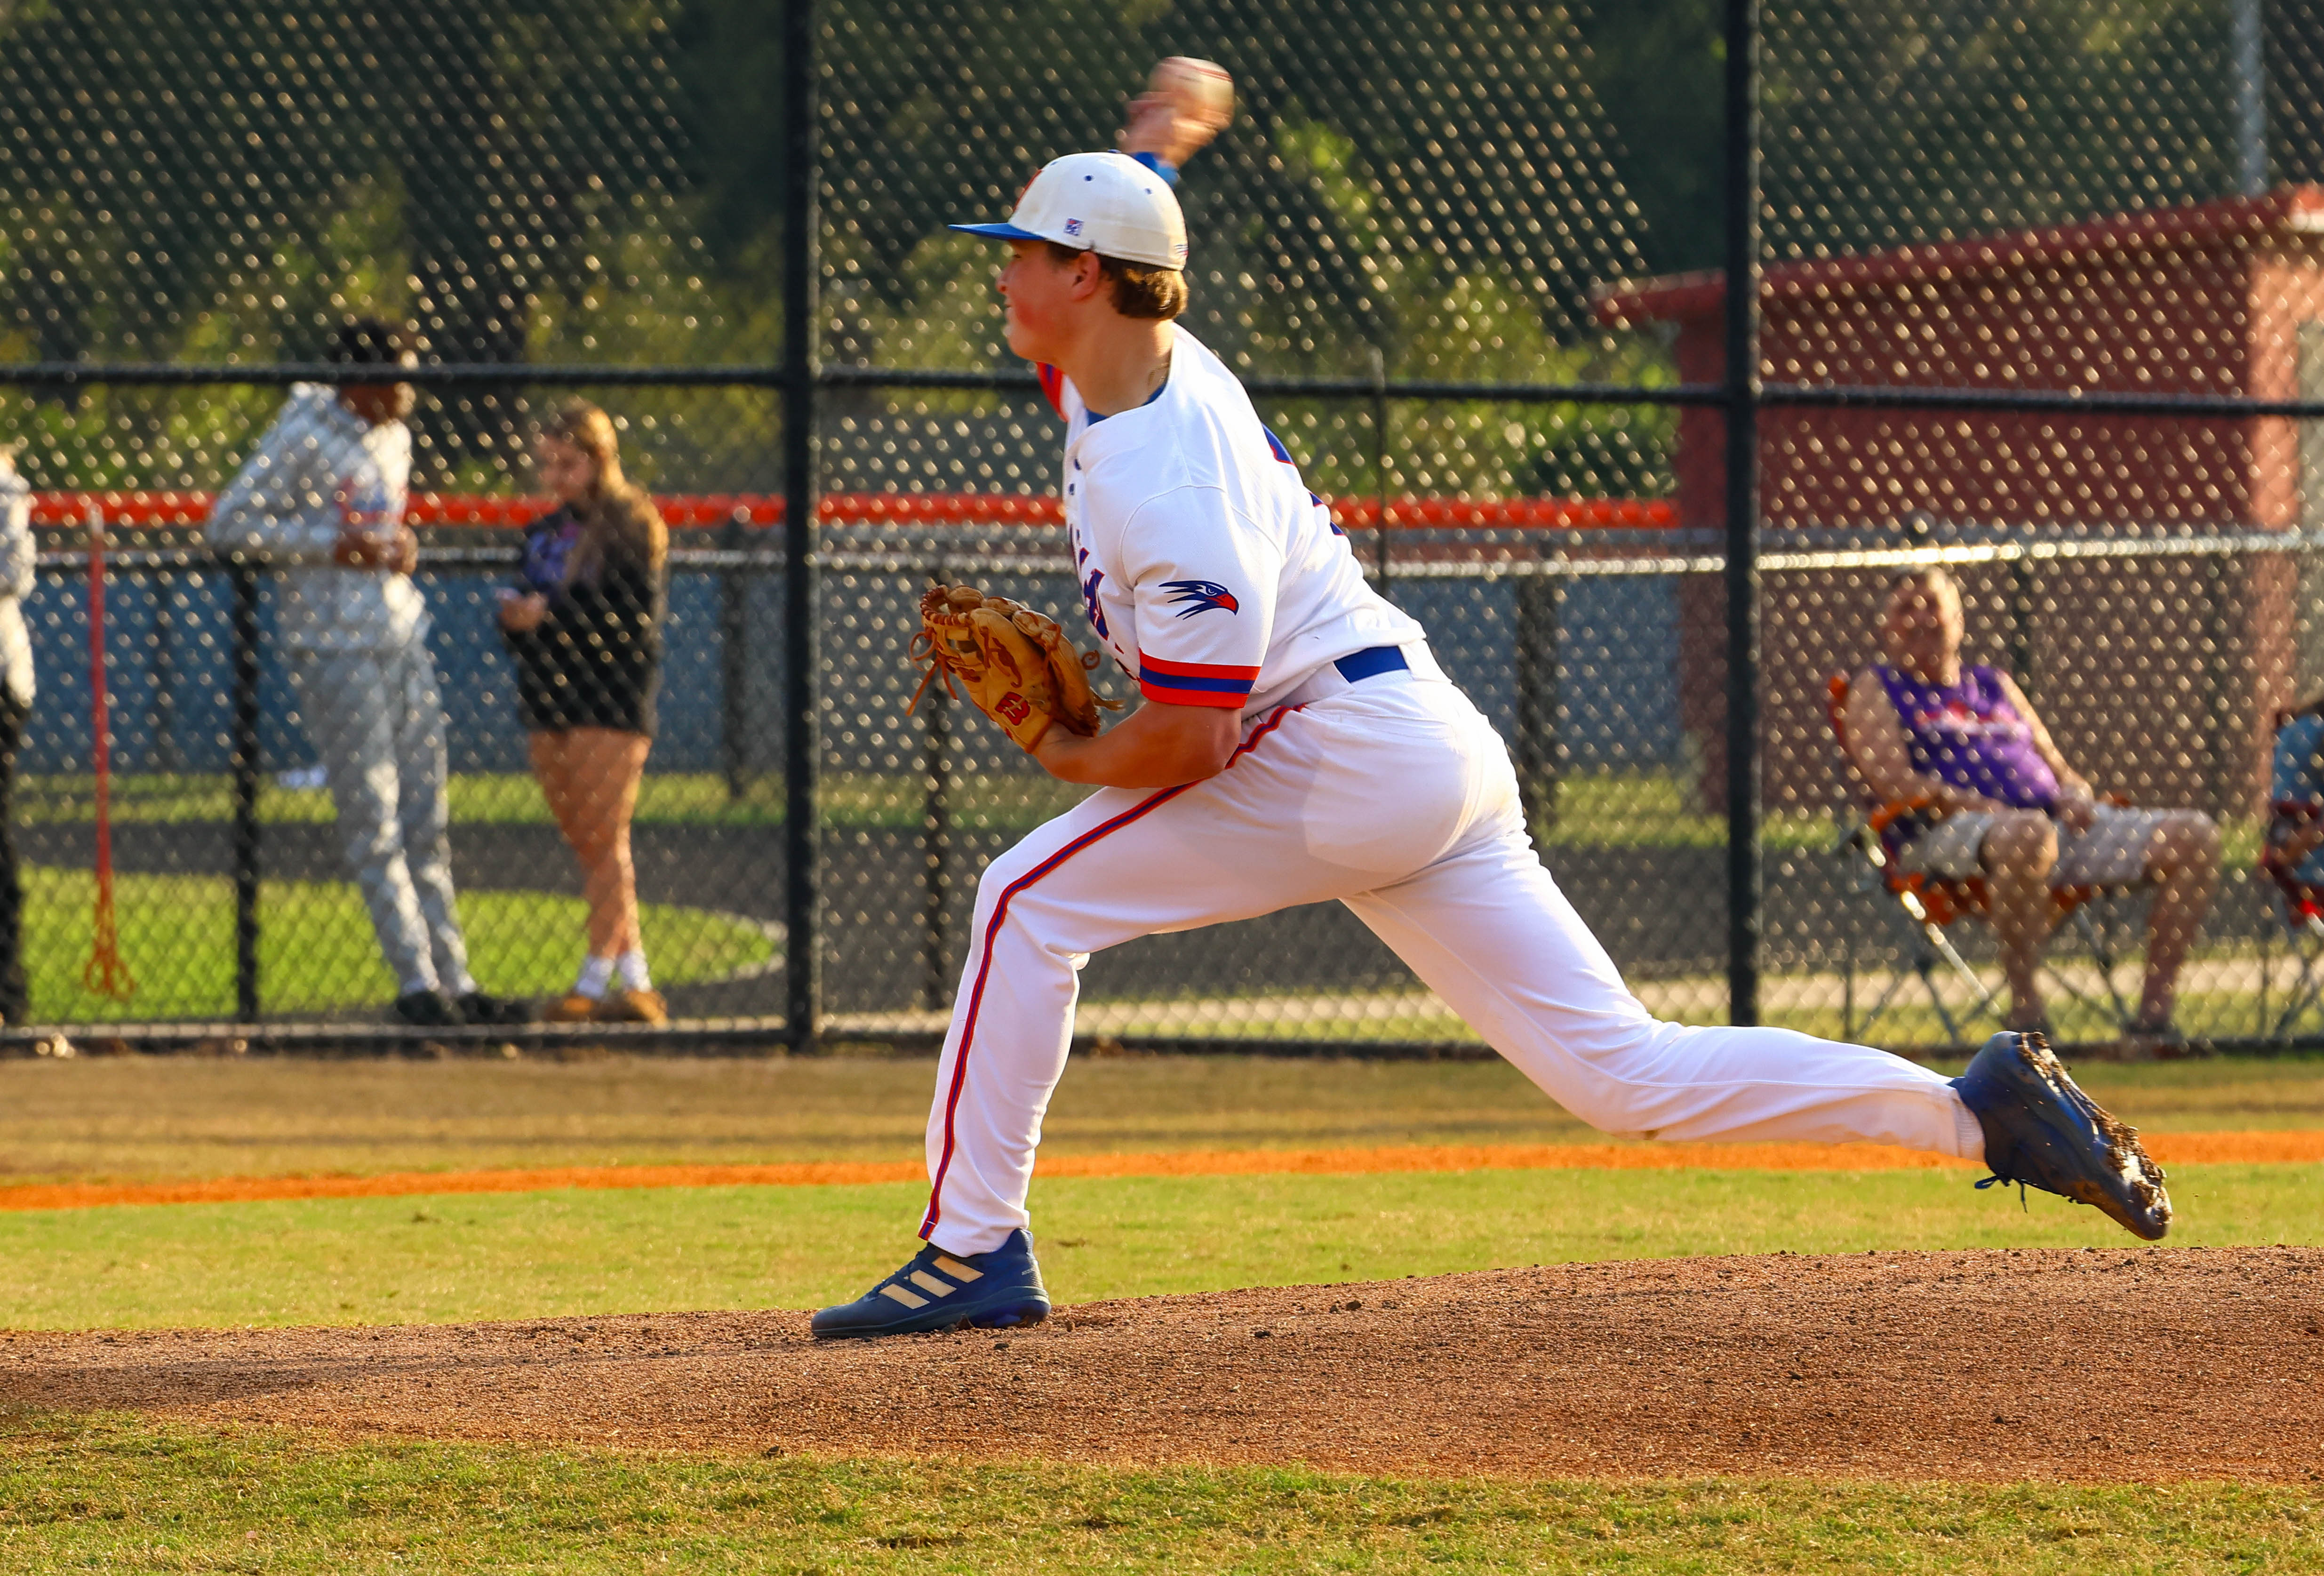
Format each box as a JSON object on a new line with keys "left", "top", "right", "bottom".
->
{"left": 6, "top": 1247, "right": 2320, "bottom": 1481}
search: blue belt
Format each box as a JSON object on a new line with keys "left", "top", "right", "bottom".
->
{"left": 1333, "top": 645, "right": 1409, "bottom": 684}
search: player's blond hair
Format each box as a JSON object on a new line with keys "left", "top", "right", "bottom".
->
{"left": 1045, "top": 242, "right": 1187, "bottom": 320}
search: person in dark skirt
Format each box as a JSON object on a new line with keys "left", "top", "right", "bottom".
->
{"left": 499, "top": 401, "right": 670, "bottom": 1023}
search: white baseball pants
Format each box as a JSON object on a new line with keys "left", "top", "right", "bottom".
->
{"left": 919, "top": 654, "right": 1986, "bottom": 1256}
{"left": 291, "top": 641, "right": 476, "bottom": 999}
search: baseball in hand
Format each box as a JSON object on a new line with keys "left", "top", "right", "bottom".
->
{"left": 1149, "top": 56, "right": 1233, "bottom": 133}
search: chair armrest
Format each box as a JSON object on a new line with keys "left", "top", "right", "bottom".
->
{"left": 1865, "top": 795, "right": 1939, "bottom": 835}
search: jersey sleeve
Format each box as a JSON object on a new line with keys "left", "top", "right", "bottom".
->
{"left": 206, "top": 399, "right": 337, "bottom": 556}
{"left": 1114, "top": 484, "right": 1280, "bottom": 708}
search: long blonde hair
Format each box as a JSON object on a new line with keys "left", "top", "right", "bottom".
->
{"left": 540, "top": 400, "right": 667, "bottom": 582}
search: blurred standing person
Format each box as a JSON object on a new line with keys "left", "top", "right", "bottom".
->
{"left": 500, "top": 403, "right": 669, "bottom": 1024}
{"left": 208, "top": 319, "right": 528, "bottom": 1028}
{"left": 0, "top": 445, "right": 33, "bottom": 1023}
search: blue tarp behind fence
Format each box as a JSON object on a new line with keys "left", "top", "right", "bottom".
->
{"left": 18, "top": 560, "right": 1683, "bottom": 780}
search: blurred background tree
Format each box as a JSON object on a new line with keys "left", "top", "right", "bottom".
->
{"left": 0, "top": 0, "right": 2270, "bottom": 497}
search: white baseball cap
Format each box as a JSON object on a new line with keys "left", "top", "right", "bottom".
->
{"left": 951, "top": 151, "right": 1188, "bottom": 271}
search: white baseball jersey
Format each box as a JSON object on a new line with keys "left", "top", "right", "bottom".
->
{"left": 1047, "top": 326, "right": 1424, "bottom": 713}
{"left": 208, "top": 383, "right": 426, "bottom": 651}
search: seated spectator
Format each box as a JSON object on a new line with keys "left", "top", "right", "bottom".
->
{"left": 2263, "top": 701, "right": 2324, "bottom": 891}
{"left": 1844, "top": 567, "right": 2220, "bottom": 1054}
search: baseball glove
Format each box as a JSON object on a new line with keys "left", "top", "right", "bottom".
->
{"left": 909, "top": 583, "right": 1118, "bottom": 752}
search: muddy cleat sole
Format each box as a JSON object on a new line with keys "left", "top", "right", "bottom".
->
{"left": 1952, "top": 1030, "right": 2172, "bottom": 1240}
{"left": 810, "top": 1228, "right": 1050, "bottom": 1339}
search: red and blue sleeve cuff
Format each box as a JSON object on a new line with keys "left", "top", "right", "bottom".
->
{"left": 1138, "top": 652, "right": 1259, "bottom": 708}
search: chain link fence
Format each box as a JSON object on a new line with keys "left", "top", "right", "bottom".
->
{"left": 0, "top": 0, "right": 2318, "bottom": 1054}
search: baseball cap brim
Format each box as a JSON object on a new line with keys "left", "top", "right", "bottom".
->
{"left": 949, "top": 222, "right": 1062, "bottom": 244}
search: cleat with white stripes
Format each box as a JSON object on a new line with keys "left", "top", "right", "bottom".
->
{"left": 809, "top": 1229, "right": 1051, "bottom": 1339}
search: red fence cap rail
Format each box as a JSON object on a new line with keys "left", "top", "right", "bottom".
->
{"left": 29, "top": 489, "right": 1674, "bottom": 531}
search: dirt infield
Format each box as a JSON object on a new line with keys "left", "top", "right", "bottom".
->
{"left": 5, "top": 1248, "right": 2317, "bottom": 1482}
{"left": 3, "top": 1130, "right": 2318, "bottom": 1213}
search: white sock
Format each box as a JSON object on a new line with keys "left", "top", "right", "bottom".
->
{"left": 574, "top": 954, "right": 614, "bottom": 999}
{"left": 1948, "top": 1091, "right": 1989, "bottom": 1164}
{"left": 399, "top": 976, "right": 438, "bottom": 999}
{"left": 615, "top": 948, "right": 652, "bottom": 991}
{"left": 441, "top": 969, "right": 479, "bottom": 999}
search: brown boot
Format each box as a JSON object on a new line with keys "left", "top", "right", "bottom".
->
{"left": 543, "top": 992, "right": 601, "bottom": 1024}
{"left": 594, "top": 988, "right": 669, "bottom": 1025}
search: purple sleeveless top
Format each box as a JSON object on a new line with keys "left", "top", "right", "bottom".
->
{"left": 1873, "top": 664, "right": 2059, "bottom": 811}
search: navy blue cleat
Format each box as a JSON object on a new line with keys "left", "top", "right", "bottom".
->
{"left": 1952, "top": 1031, "right": 2172, "bottom": 1240}
{"left": 810, "top": 1229, "right": 1051, "bottom": 1339}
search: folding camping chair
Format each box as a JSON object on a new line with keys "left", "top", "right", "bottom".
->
{"left": 1825, "top": 672, "right": 2143, "bottom": 1045}
{"left": 2256, "top": 707, "right": 2324, "bottom": 1042}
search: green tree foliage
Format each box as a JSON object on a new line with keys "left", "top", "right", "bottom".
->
{"left": 1763, "top": 0, "right": 2239, "bottom": 259}
{"left": 0, "top": 0, "right": 1686, "bottom": 496}
{"left": 1572, "top": 0, "right": 1725, "bottom": 277}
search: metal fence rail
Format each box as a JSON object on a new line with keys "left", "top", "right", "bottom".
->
{"left": 3, "top": 0, "right": 2322, "bottom": 1054}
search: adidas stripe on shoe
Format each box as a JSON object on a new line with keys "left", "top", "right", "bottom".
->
{"left": 810, "top": 1228, "right": 1051, "bottom": 1339}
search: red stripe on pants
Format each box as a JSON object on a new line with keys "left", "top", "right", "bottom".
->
{"left": 920, "top": 707, "right": 1299, "bottom": 1237}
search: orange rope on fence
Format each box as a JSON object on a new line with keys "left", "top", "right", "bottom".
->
{"left": 80, "top": 506, "right": 135, "bottom": 1001}
{"left": 26, "top": 489, "right": 1676, "bottom": 532}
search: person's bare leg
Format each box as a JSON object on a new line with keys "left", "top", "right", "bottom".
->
{"left": 565, "top": 728, "right": 650, "bottom": 957}
{"left": 531, "top": 730, "right": 609, "bottom": 952}
{"left": 1980, "top": 810, "right": 2060, "bottom": 1026}
{"left": 528, "top": 731, "right": 582, "bottom": 850}
{"left": 2138, "top": 811, "right": 2221, "bottom": 1026}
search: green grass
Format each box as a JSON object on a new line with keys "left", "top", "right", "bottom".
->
{"left": 0, "top": 1052, "right": 2315, "bottom": 1184}
{"left": 1536, "top": 768, "right": 1827, "bottom": 851}
{"left": 1, "top": 1059, "right": 2318, "bottom": 1567}
{"left": 19, "top": 867, "right": 775, "bottom": 1021}
{"left": 21, "top": 766, "right": 2287, "bottom": 857}
{"left": 3, "top": 1052, "right": 2316, "bottom": 1185}
{"left": 0, "top": 765, "right": 1959, "bottom": 847}
{"left": 17, "top": 769, "right": 1088, "bottom": 832}
{"left": 0, "top": 1417, "right": 2319, "bottom": 1574}
{"left": 1628, "top": 983, "right": 2311, "bottom": 1049}
{"left": 0, "top": 1162, "right": 2312, "bottom": 1330}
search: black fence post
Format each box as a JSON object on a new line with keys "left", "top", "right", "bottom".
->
{"left": 1366, "top": 346, "right": 1393, "bottom": 594}
{"left": 1722, "top": 0, "right": 1764, "bottom": 1027}
{"left": 920, "top": 563, "right": 952, "bottom": 1011}
{"left": 720, "top": 506, "right": 751, "bottom": 801}
{"left": 2201, "top": 547, "right": 2232, "bottom": 821}
{"left": 228, "top": 560, "right": 262, "bottom": 1022}
{"left": 1514, "top": 574, "right": 1565, "bottom": 839}
{"left": 150, "top": 561, "right": 179, "bottom": 775}
{"left": 780, "top": 0, "right": 822, "bottom": 1051}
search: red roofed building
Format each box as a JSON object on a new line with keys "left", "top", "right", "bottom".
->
{"left": 1597, "top": 188, "right": 2324, "bottom": 818}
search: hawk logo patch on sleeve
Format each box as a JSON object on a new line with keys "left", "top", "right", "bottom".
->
{"left": 1160, "top": 579, "right": 1240, "bottom": 617}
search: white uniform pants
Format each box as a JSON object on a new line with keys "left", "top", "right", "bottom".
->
{"left": 920, "top": 657, "right": 1984, "bottom": 1256}
{"left": 291, "top": 642, "right": 475, "bottom": 998}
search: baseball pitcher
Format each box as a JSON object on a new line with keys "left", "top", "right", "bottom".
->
{"left": 813, "top": 65, "right": 2170, "bottom": 1338}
